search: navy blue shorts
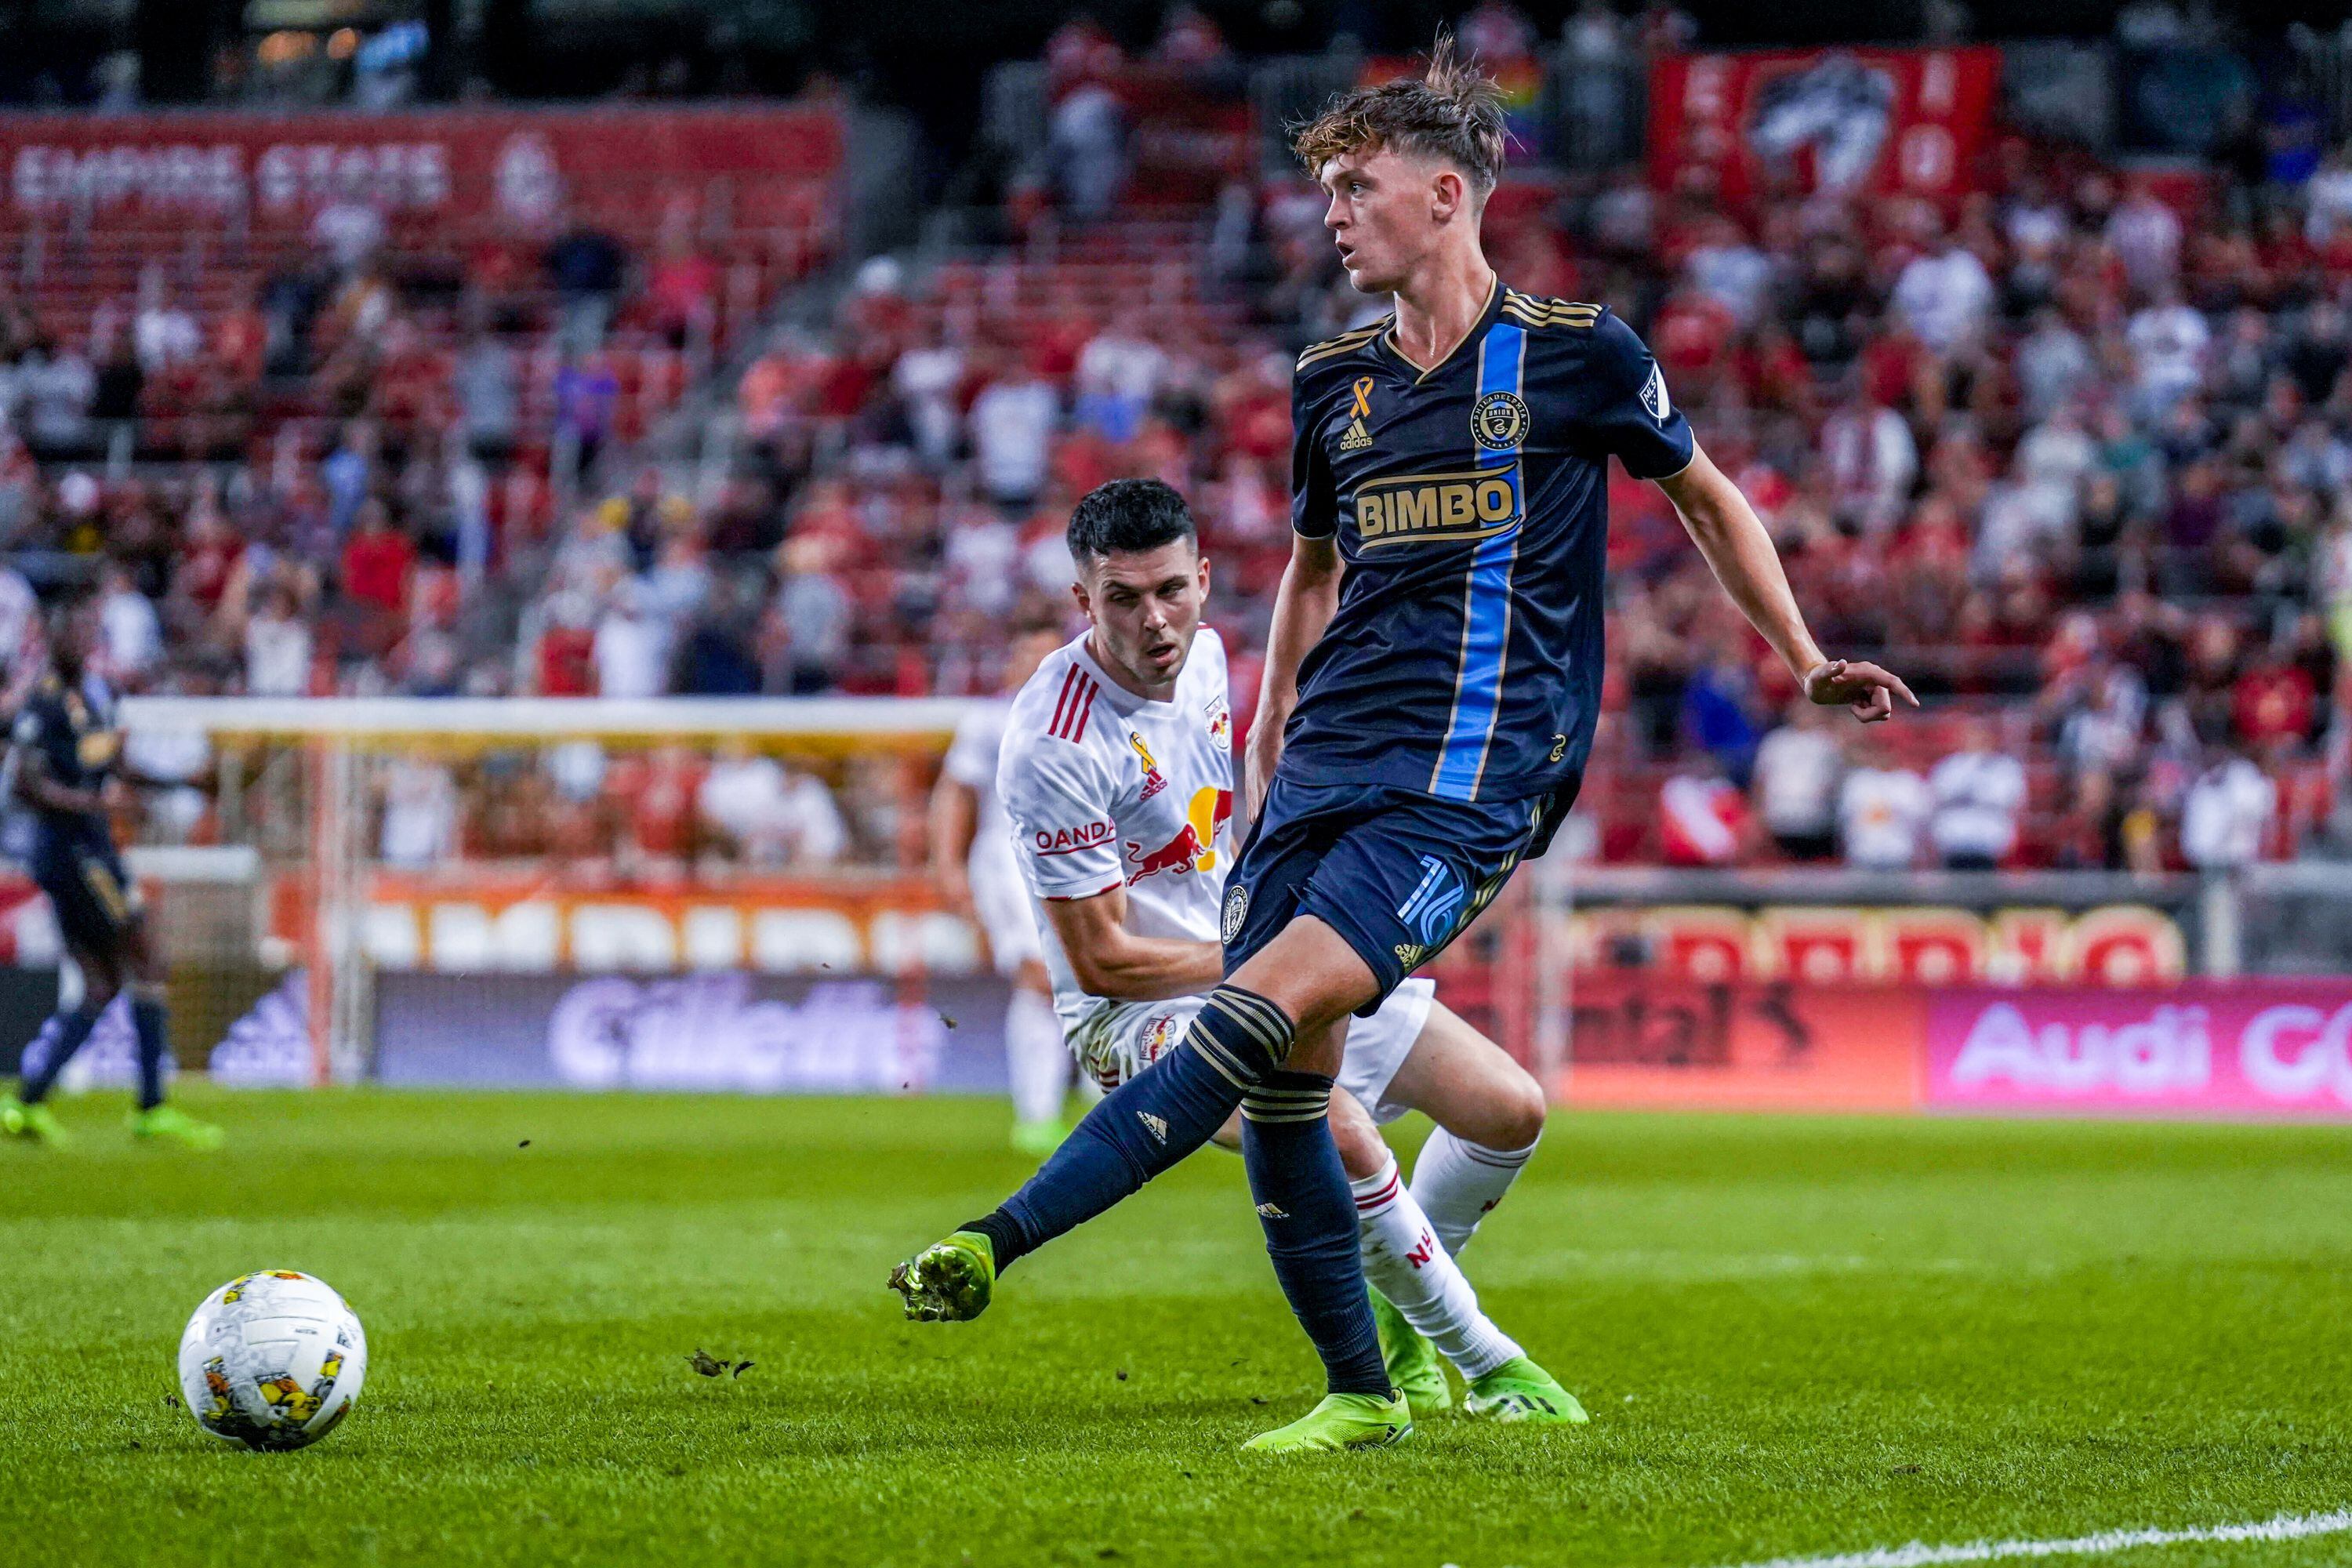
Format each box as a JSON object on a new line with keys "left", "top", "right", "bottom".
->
{"left": 32, "top": 833, "right": 140, "bottom": 953}
{"left": 1221, "top": 774, "right": 1577, "bottom": 1014}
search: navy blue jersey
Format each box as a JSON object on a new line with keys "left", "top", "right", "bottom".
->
{"left": 1284, "top": 282, "right": 1693, "bottom": 804}
{"left": 12, "top": 672, "right": 120, "bottom": 844}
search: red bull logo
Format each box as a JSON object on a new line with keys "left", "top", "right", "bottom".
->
{"left": 1124, "top": 787, "right": 1233, "bottom": 885}
{"left": 1139, "top": 1011, "right": 1180, "bottom": 1065}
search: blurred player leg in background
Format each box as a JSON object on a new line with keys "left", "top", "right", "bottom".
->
{"left": 931, "top": 618, "right": 1069, "bottom": 1155}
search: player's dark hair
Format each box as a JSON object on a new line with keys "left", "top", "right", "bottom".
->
{"left": 1065, "top": 478, "right": 1197, "bottom": 564}
{"left": 1290, "top": 31, "right": 1508, "bottom": 200}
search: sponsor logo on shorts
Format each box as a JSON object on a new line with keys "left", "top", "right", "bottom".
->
{"left": 1392, "top": 942, "right": 1428, "bottom": 970}
{"left": 1221, "top": 884, "right": 1249, "bottom": 946}
{"left": 1139, "top": 1011, "right": 1181, "bottom": 1066}
{"left": 1138, "top": 1112, "right": 1168, "bottom": 1145}
{"left": 1396, "top": 855, "right": 1466, "bottom": 947}
{"left": 1033, "top": 820, "right": 1116, "bottom": 857}
{"left": 1254, "top": 1202, "right": 1288, "bottom": 1220}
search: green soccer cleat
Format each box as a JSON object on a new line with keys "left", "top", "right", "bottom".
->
{"left": 1369, "top": 1287, "right": 1452, "bottom": 1416}
{"left": 1465, "top": 1356, "right": 1588, "bottom": 1425}
{"left": 1242, "top": 1390, "right": 1413, "bottom": 1454}
{"left": 888, "top": 1230, "right": 996, "bottom": 1322}
{"left": 1010, "top": 1119, "right": 1068, "bottom": 1159}
{"left": 128, "top": 1104, "right": 224, "bottom": 1151}
{"left": 1, "top": 1094, "right": 68, "bottom": 1145}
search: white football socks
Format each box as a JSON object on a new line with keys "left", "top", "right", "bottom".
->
{"left": 1351, "top": 1153, "right": 1522, "bottom": 1381}
{"left": 1410, "top": 1127, "right": 1538, "bottom": 1258}
{"left": 1004, "top": 987, "right": 1069, "bottom": 1126}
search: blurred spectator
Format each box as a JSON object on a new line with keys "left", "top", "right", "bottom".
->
{"left": 244, "top": 582, "right": 314, "bottom": 698}
{"left": 378, "top": 759, "right": 458, "bottom": 869}
{"left": 340, "top": 501, "right": 416, "bottom": 619}
{"left": 453, "top": 332, "right": 521, "bottom": 463}
{"left": 1659, "top": 760, "right": 1749, "bottom": 867}
{"left": 1838, "top": 744, "right": 1930, "bottom": 869}
{"left": 969, "top": 361, "right": 1058, "bottom": 512}
{"left": 2180, "top": 746, "right": 2276, "bottom": 869}
{"left": 1751, "top": 702, "right": 1842, "bottom": 861}
{"left": 95, "top": 560, "right": 162, "bottom": 684}
{"left": 545, "top": 223, "right": 627, "bottom": 353}
{"left": 1891, "top": 229, "right": 1994, "bottom": 354}
{"left": 15, "top": 337, "right": 95, "bottom": 458}
{"left": 1049, "top": 76, "right": 1129, "bottom": 221}
{"left": 696, "top": 742, "right": 848, "bottom": 866}
{"left": 593, "top": 579, "right": 670, "bottom": 699}
{"left": 767, "top": 536, "right": 851, "bottom": 694}
{"left": 1929, "top": 717, "right": 2027, "bottom": 870}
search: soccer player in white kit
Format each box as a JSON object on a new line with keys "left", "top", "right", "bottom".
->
{"left": 931, "top": 613, "right": 1076, "bottom": 1156}
{"left": 910, "top": 477, "right": 1574, "bottom": 1420}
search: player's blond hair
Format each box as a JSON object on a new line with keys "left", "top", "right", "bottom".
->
{"left": 1290, "top": 32, "right": 1508, "bottom": 199}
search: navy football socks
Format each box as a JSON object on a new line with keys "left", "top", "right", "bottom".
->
{"left": 1241, "top": 1070, "right": 1391, "bottom": 1397}
{"left": 18, "top": 1004, "right": 103, "bottom": 1106}
{"left": 967, "top": 984, "right": 1295, "bottom": 1270}
{"left": 131, "top": 990, "right": 170, "bottom": 1112}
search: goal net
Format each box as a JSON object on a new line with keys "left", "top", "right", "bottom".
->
{"left": 105, "top": 695, "right": 985, "bottom": 1091}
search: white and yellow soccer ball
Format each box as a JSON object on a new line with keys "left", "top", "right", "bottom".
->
{"left": 176, "top": 1271, "right": 368, "bottom": 1451}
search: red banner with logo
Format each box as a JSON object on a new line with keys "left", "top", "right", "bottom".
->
{"left": 1648, "top": 45, "right": 2000, "bottom": 206}
{"left": 0, "top": 104, "right": 843, "bottom": 233}
{"left": 1555, "top": 975, "right": 1922, "bottom": 1112}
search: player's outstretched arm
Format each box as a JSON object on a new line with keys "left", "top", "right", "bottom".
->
{"left": 1246, "top": 531, "right": 1342, "bottom": 820}
{"left": 1039, "top": 884, "right": 1228, "bottom": 1003}
{"left": 1655, "top": 444, "right": 1918, "bottom": 724}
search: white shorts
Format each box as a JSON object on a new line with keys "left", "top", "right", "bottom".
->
{"left": 969, "top": 852, "right": 1043, "bottom": 976}
{"left": 1069, "top": 978, "right": 1436, "bottom": 1125}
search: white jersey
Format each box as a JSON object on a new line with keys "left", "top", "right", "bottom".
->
{"left": 943, "top": 696, "right": 1042, "bottom": 975}
{"left": 1000, "top": 629, "right": 1236, "bottom": 1046}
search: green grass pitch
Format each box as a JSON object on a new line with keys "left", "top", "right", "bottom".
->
{"left": 5, "top": 1087, "right": 2351, "bottom": 1567}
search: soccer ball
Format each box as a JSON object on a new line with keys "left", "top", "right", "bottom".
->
{"left": 176, "top": 1271, "right": 368, "bottom": 1451}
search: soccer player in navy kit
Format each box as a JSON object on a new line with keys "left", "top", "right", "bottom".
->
{"left": 892, "top": 42, "right": 1912, "bottom": 1451}
{"left": 0, "top": 602, "right": 223, "bottom": 1149}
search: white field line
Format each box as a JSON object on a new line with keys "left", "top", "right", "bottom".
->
{"left": 1714, "top": 1508, "right": 2352, "bottom": 1568}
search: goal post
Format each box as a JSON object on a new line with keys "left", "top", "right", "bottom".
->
{"left": 118, "top": 695, "right": 978, "bottom": 1088}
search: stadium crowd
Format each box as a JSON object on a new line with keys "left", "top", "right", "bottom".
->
{"left": 0, "top": 6, "right": 2344, "bottom": 875}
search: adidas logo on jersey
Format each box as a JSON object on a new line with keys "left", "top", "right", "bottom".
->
{"left": 1338, "top": 374, "right": 1375, "bottom": 451}
{"left": 1138, "top": 1112, "right": 1169, "bottom": 1145}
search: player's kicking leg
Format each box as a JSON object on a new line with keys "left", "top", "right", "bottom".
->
{"left": 1342, "top": 1001, "right": 1585, "bottom": 1424}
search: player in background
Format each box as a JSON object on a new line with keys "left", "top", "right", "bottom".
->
{"left": 0, "top": 601, "right": 223, "bottom": 1148}
{"left": 895, "top": 480, "right": 1579, "bottom": 1425}
{"left": 898, "top": 40, "right": 1911, "bottom": 1453}
{"left": 932, "top": 611, "right": 1078, "bottom": 1156}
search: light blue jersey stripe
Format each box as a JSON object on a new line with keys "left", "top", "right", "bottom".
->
{"left": 1430, "top": 321, "right": 1526, "bottom": 801}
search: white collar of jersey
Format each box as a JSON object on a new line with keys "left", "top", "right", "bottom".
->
{"left": 1070, "top": 633, "right": 1188, "bottom": 720}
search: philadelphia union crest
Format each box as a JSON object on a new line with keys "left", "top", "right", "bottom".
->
{"left": 1221, "top": 884, "right": 1249, "bottom": 946}
{"left": 1472, "top": 390, "right": 1530, "bottom": 452}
